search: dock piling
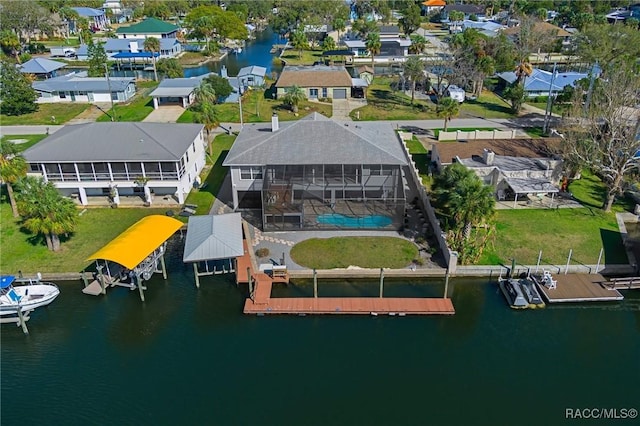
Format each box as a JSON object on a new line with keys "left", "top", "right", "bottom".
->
{"left": 444, "top": 272, "right": 450, "bottom": 298}
{"left": 248, "top": 267, "right": 254, "bottom": 301}
{"left": 565, "top": 249, "right": 573, "bottom": 274}
{"left": 16, "top": 309, "right": 29, "bottom": 334}
{"left": 160, "top": 255, "right": 167, "bottom": 279}
{"left": 535, "top": 251, "right": 542, "bottom": 274}
{"left": 596, "top": 248, "right": 603, "bottom": 273}
{"left": 379, "top": 268, "right": 384, "bottom": 298}
{"left": 313, "top": 269, "right": 318, "bottom": 298}
{"left": 193, "top": 263, "right": 200, "bottom": 288}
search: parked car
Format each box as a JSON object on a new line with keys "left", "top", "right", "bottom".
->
{"left": 446, "top": 85, "right": 465, "bottom": 103}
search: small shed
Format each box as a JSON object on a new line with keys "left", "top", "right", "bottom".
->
{"left": 182, "top": 213, "right": 244, "bottom": 288}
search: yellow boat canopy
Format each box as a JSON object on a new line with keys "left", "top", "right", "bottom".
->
{"left": 87, "top": 215, "right": 183, "bottom": 270}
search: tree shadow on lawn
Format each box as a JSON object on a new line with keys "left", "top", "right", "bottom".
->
{"left": 600, "top": 228, "right": 629, "bottom": 265}
{"left": 461, "top": 98, "right": 512, "bottom": 116}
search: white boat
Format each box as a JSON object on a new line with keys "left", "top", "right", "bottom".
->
{"left": 0, "top": 275, "right": 60, "bottom": 316}
{"left": 233, "top": 47, "right": 242, "bottom": 54}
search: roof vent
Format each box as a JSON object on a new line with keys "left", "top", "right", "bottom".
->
{"left": 140, "top": 139, "right": 144, "bottom": 143}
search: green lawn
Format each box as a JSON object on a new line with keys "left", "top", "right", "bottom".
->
{"left": 405, "top": 136, "right": 428, "bottom": 154}
{"left": 96, "top": 80, "right": 158, "bottom": 122}
{"left": 1, "top": 103, "right": 90, "bottom": 125}
{"left": 0, "top": 204, "right": 175, "bottom": 274}
{"left": 183, "top": 133, "right": 236, "bottom": 216}
{"left": 477, "top": 171, "right": 629, "bottom": 266}
{"left": 525, "top": 101, "right": 568, "bottom": 115}
{"left": 1, "top": 134, "right": 48, "bottom": 151}
{"left": 277, "top": 48, "right": 323, "bottom": 66}
{"left": 350, "top": 77, "right": 515, "bottom": 121}
{"left": 180, "top": 88, "right": 332, "bottom": 124}
{"left": 290, "top": 237, "right": 419, "bottom": 269}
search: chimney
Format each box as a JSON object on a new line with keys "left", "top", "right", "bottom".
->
{"left": 271, "top": 113, "right": 279, "bottom": 132}
{"left": 483, "top": 148, "right": 495, "bottom": 165}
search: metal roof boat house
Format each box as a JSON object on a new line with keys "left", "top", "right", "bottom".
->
{"left": 223, "top": 113, "right": 411, "bottom": 231}
{"left": 22, "top": 123, "right": 206, "bottom": 207}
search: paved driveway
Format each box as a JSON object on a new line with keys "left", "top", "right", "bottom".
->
{"left": 142, "top": 105, "right": 185, "bottom": 123}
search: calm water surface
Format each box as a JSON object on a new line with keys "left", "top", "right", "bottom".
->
{"left": 2, "top": 238, "right": 639, "bottom": 425}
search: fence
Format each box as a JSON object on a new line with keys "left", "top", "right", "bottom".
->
{"left": 438, "top": 129, "right": 518, "bottom": 141}
{"left": 398, "top": 132, "right": 458, "bottom": 274}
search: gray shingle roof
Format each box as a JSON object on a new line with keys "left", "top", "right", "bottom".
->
{"left": 32, "top": 73, "right": 135, "bottom": 93}
{"left": 183, "top": 213, "right": 244, "bottom": 262}
{"left": 23, "top": 123, "right": 204, "bottom": 162}
{"left": 223, "top": 113, "right": 408, "bottom": 166}
{"left": 20, "top": 58, "right": 67, "bottom": 74}
{"left": 275, "top": 65, "right": 353, "bottom": 88}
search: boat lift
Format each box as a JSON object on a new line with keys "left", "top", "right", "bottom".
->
{"left": 85, "top": 215, "right": 183, "bottom": 301}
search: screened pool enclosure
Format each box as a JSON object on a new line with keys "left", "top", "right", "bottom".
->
{"left": 260, "top": 164, "right": 406, "bottom": 231}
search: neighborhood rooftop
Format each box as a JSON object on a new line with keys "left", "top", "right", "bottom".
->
{"left": 275, "top": 65, "right": 353, "bottom": 88}
{"left": 434, "top": 139, "right": 561, "bottom": 165}
{"left": 182, "top": 213, "right": 244, "bottom": 263}
{"left": 20, "top": 58, "right": 67, "bottom": 74}
{"left": 23, "top": 123, "right": 204, "bottom": 162}
{"left": 223, "top": 113, "right": 408, "bottom": 166}
{"left": 116, "top": 17, "right": 178, "bottom": 34}
{"left": 32, "top": 72, "right": 134, "bottom": 94}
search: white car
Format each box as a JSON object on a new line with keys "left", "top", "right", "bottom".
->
{"left": 446, "top": 85, "right": 466, "bottom": 103}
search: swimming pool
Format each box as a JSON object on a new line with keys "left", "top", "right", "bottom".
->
{"left": 316, "top": 213, "right": 393, "bottom": 228}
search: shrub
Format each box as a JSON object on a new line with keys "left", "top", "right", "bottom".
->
{"left": 255, "top": 248, "right": 270, "bottom": 258}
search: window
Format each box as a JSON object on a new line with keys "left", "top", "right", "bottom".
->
{"left": 240, "top": 167, "right": 263, "bottom": 180}
{"left": 309, "top": 88, "right": 318, "bottom": 98}
{"left": 322, "top": 88, "right": 327, "bottom": 98}
{"left": 29, "top": 163, "right": 40, "bottom": 172}
{"left": 60, "top": 92, "right": 66, "bottom": 99}
{"left": 192, "top": 142, "right": 196, "bottom": 153}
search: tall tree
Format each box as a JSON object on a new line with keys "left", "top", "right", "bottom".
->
{"left": 575, "top": 23, "right": 640, "bottom": 68}
{"left": 436, "top": 97, "right": 460, "bottom": 131}
{"left": 15, "top": 176, "right": 79, "bottom": 252}
{"left": 560, "top": 63, "right": 640, "bottom": 212}
{"left": 203, "top": 74, "right": 233, "bottom": 103}
{"left": 503, "top": 83, "right": 525, "bottom": 113}
{"left": 332, "top": 17, "right": 346, "bottom": 45}
{"left": 190, "top": 103, "right": 218, "bottom": 156}
{"left": 87, "top": 40, "right": 107, "bottom": 77}
{"left": 399, "top": 3, "right": 421, "bottom": 35}
{"left": 409, "top": 34, "right": 427, "bottom": 54}
{"left": 156, "top": 58, "right": 183, "bottom": 78}
{"left": 403, "top": 56, "right": 425, "bottom": 105}
{"left": 193, "top": 80, "right": 217, "bottom": 106}
{"left": 321, "top": 36, "right": 336, "bottom": 53}
{"left": 290, "top": 29, "right": 309, "bottom": 59}
{"left": 143, "top": 37, "right": 160, "bottom": 82}
{"left": 0, "top": 60, "right": 38, "bottom": 116}
{"left": 365, "top": 31, "right": 381, "bottom": 73}
{"left": 432, "top": 163, "right": 496, "bottom": 264}
{"left": 0, "top": 139, "right": 28, "bottom": 218}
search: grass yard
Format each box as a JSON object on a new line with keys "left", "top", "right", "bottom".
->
{"left": 0, "top": 203, "right": 174, "bottom": 274}
{"left": 177, "top": 109, "right": 194, "bottom": 123}
{"left": 277, "top": 48, "right": 323, "bottom": 66}
{"left": 525, "top": 101, "right": 568, "bottom": 115}
{"left": 1, "top": 134, "right": 48, "bottom": 151}
{"left": 183, "top": 133, "right": 236, "bottom": 216}
{"left": 96, "top": 80, "right": 158, "bottom": 122}
{"left": 197, "top": 88, "right": 332, "bottom": 123}
{"left": 0, "top": 103, "right": 90, "bottom": 125}
{"left": 350, "top": 77, "right": 515, "bottom": 121}
{"left": 290, "top": 237, "right": 419, "bottom": 269}
{"left": 478, "top": 171, "right": 630, "bottom": 266}
{"left": 405, "top": 136, "right": 428, "bottom": 154}
{"left": 178, "top": 52, "right": 209, "bottom": 66}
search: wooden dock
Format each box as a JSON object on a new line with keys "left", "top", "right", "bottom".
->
{"left": 534, "top": 273, "right": 624, "bottom": 303}
{"left": 243, "top": 270, "right": 455, "bottom": 316}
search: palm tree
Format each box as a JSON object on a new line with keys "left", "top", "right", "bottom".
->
{"left": 436, "top": 97, "right": 460, "bottom": 131}
{"left": 403, "top": 56, "right": 425, "bottom": 105}
{"left": 0, "top": 30, "right": 22, "bottom": 63}
{"left": 193, "top": 80, "right": 217, "bottom": 105}
{"left": 514, "top": 60, "right": 533, "bottom": 86}
{"left": 333, "top": 18, "right": 346, "bottom": 46}
{"left": 365, "top": 32, "right": 381, "bottom": 73}
{"left": 144, "top": 37, "right": 160, "bottom": 82}
{"left": 15, "top": 176, "right": 79, "bottom": 252}
{"left": 58, "top": 7, "right": 80, "bottom": 44}
{"left": 283, "top": 85, "right": 306, "bottom": 113}
{"left": 321, "top": 36, "right": 336, "bottom": 53}
{"left": 191, "top": 103, "right": 219, "bottom": 156}
{"left": 290, "top": 29, "right": 309, "bottom": 59}
{"left": 0, "top": 140, "right": 27, "bottom": 218}
{"left": 409, "top": 34, "right": 427, "bottom": 54}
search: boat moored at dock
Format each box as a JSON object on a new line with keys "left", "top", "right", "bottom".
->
{"left": 519, "top": 277, "right": 546, "bottom": 308}
{"left": 498, "top": 277, "right": 529, "bottom": 309}
{"left": 0, "top": 275, "right": 60, "bottom": 317}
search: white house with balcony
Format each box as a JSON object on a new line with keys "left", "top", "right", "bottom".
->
{"left": 22, "top": 123, "right": 206, "bottom": 206}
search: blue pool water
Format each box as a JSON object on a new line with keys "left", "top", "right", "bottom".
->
{"left": 317, "top": 213, "right": 393, "bottom": 228}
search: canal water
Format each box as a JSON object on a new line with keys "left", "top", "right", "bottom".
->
{"left": 2, "top": 239, "right": 639, "bottom": 425}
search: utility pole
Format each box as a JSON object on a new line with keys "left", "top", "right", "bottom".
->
{"left": 104, "top": 63, "right": 116, "bottom": 122}
{"left": 238, "top": 93, "right": 243, "bottom": 130}
{"left": 543, "top": 62, "right": 557, "bottom": 135}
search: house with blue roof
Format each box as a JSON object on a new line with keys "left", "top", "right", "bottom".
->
{"left": 237, "top": 66, "right": 267, "bottom": 89}
{"left": 32, "top": 72, "right": 136, "bottom": 104}
{"left": 71, "top": 7, "right": 108, "bottom": 32}
{"left": 19, "top": 58, "right": 67, "bottom": 79}
{"left": 497, "top": 68, "right": 591, "bottom": 98}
